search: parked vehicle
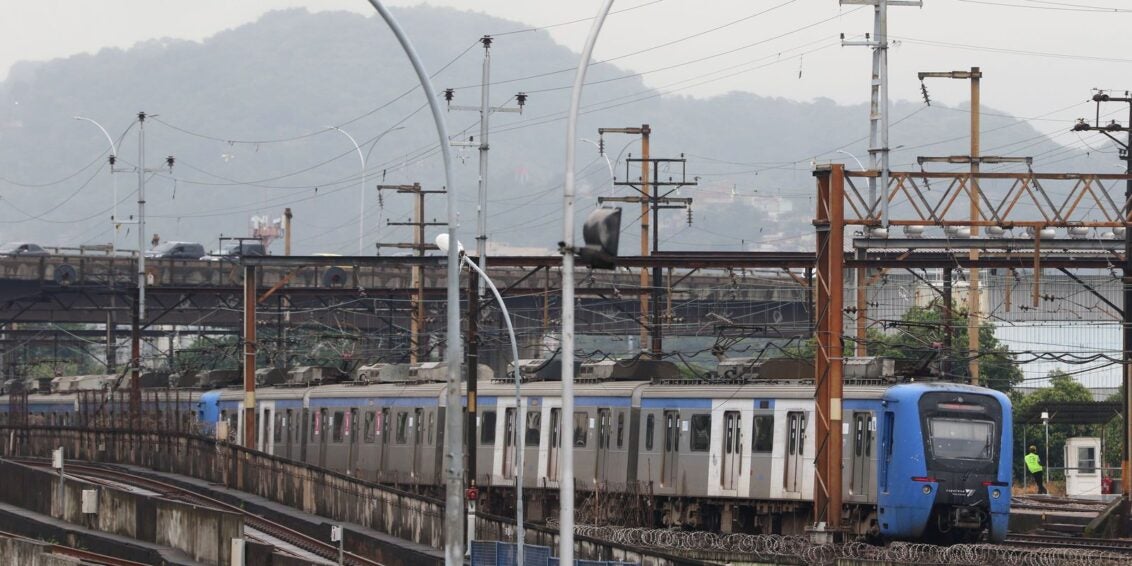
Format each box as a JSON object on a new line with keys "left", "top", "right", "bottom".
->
{"left": 202, "top": 241, "right": 266, "bottom": 261}
{"left": 0, "top": 242, "right": 49, "bottom": 257}
{"left": 145, "top": 241, "right": 206, "bottom": 259}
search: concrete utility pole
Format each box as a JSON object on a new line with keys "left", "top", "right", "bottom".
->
{"left": 1070, "top": 91, "right": 1132, "bottom": 506}
{"left": 131, "top": 112, "right": 173, "bottom": 423}
{"left": 445, "top": 37, "right": 526, "bottom": 280}
{"left": 376, "top": 183, "right": 446, "bottom": 364}
{"left": 916, "top": 69, "right": 1030, "bottom": 384}
{"left": 841, "top": 0, "right": 922, "bottom": 226}
{"left": 599, "top": 152, "right": 696, "bottom": 357}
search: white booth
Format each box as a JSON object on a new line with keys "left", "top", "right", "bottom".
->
{"left": 1064, "top": 436, "right": 1101, "bottom": 497}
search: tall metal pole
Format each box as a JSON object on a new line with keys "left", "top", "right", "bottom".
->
{"left": 562, "top": 2, "right": 615, "bottom": 563}
{"left": 841, "top": 0, "right": 922, "bottom": 226}
{"left": 968, "top": 67, "right": 982, "bottom": 385}
{"left": 640, "top": 125, "right": 651, "bottom": 352}
{"left": 476, "top": 36, "right": 492, "bottom": 279}
{"left": 650, "top": 158, "right": 662, "bottom": 357}
{"left": 244, "top": 265, "right": 257, "bottom": 449}
{"left": 328, "top": 127, "right": 366, "bottom": 255}
{"left": 365, "top": 3, "right": 463, "bottom": 564}
{"left": 1124, "top": 100, "right": 1132, "bottom": 502}
{"left": 462, "top": 255, "right": 523, "bottom": 565}
{"left": 137, "top": 112, "right": 147, "bottom": 321}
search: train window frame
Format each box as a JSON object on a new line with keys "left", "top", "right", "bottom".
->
{"left": 616, "top": 412, "right": 625, "bottom": 449}
{"left": 752, "top": 414, "right": 774, "bottom": 453}
{"left": 573, "top": 411, "right": 588, "bottom": 448}
{"left": 395, "top": 411, "right": 409, "bottom": 444}
{"left": 526, "top": 410, "right": 541, "bottom": 447}
{"left": 481, "top": 410, "right": 497, "bottom": 445}
{"left": 364, "top": 411, "right": 376, "bottom": 443}
{"left": 645, "top": 414, "right": 655, "bottom": 451}
{"left": 690, "top": 414, "right": 711, "bottom": 452}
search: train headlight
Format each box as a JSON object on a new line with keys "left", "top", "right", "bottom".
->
{"left": 922, "top": 485, "right": 932, "bottom": 495}
{"left": 992, "top": 489, "right": 1001, "bottom": 499}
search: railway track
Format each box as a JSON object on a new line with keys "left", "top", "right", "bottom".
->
{"left": 13, "top": 458, "right": 380, "bottom": 566}
{"left": 1004, "top": 533, "right": 1132, "bottom": 555}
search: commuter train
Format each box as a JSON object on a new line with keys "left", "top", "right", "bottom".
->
{"left": 0, "top": 357, "right": 1012, "bottom": 543}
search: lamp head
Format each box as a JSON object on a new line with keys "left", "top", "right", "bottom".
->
{"left": 434, "top": 233, "right": 465, "bottom": 256}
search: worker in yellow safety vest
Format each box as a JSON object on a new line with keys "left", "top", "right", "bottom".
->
{"left": 1025, "top": 445, "right": 1047, "bottom": 494}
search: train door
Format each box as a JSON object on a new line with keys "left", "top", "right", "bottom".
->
{"left": 721, "top": 411, "right": 742, "bottom": 492}
{"left": 379, "top": 408, "right": 390, "bottom": 480}
{"left": 284, "top": 409, "right": 294, "bottom": 460}
{"left": 850, "top": 412, "right": 875, "bottom": 497}
{"left": 547, "top": 408, "right": 561, "bottom": 482}
{"left": 258, "top": 402, "right": 275, "bottom": 454}
{"left": 411, "top": 408, "right": 424, "bottom": 480}
{"left": 662, "top": 410, "right": 680, "bottom": 488}
{"left": 502, "top": 407, "right": 516, "bottom": 479}
{"left": 784, "top": 411, "right": 806, "bottom": 494}
{"left": 346, "top": 408, "right": 359, "bottom": 475}
{"left": 318, "top": 408, "right": 329, "bottom": 469}
{"left": 595, "top": 408, "right": 612, "bottom": 482}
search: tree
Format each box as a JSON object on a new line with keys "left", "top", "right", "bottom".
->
{"left": 1012, "top": 370, "right": 1094, "bottom": 482}
{"left": 858, "top": 304, "right": 1023, "bottom": 394}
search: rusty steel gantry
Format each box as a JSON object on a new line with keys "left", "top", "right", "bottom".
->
{"left": 814, "top": 163, "right": 1132, "bottom": 535}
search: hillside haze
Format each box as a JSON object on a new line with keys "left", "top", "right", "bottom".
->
{"left": 0, "top": 7, "right": 1103, "bottom": 255}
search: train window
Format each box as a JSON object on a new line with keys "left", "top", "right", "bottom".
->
{"left": 526, "top": 411, "right": 541, "bottom": 447}
{"left": 428, "top": 411, "right": 435, "bottom": 445}
{"left": 285, "top": 410, "right": 294, "bottom": 442}
{"left": 395, "top": 412, "right": 409, "bottom": 444}
{"left": 274, "top": 412, "right": 283, "bottom": 443}
{"left": 573, "top": 412, "right": 588, "bottom": 447}
{"left": 348, "top": 409, "right": 358, "bottom": 443}
{"left": 616, "top": 412, "right": 625, "bottom": 448}
{"left": 414, "top": 409, "right": 424, "bottom": 445}
{"left": 690, "top": 414, "right": 711, "bottom": 452}
{"left": 752, "top": 415, "right": 774, "bottom": 453}
{"left": 481, "top": 411, "right": 496, "bottom": 445}
{"left": 927, "top": 418, "right": 993, "bottom": 460}
{"left": 645, "top": 414, "right": 655, "bottom": 451}
{"left": 381, "top": 409, "right": 390, "bottom": 444}
{"left": 364, "top": 411, "right": 376, "bottom": 443}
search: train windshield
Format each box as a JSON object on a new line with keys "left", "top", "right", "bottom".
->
{"left": 927, "top": 418, "right": 994, "bottom": 460}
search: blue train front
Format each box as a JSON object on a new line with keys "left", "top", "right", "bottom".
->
{"left": 879, "top": 383, "right": 1012, "bottom": 543}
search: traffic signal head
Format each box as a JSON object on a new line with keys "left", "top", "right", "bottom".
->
{"left": 579, "top": 207, "right": 621, "bottom": 269}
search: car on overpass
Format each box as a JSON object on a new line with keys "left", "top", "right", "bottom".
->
{"left": 145, "top": 241, "right": 206, "bottom": 260}
{"left": 0, "top": 242, "right": 49, "bottom": 257}
{"left": 202, "top": 241, "right": 266, "bottom": 261}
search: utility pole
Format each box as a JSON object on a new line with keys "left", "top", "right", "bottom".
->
{"left": 1071, "top": 91, "right": 1132, "bottom": 506}
{"left": 916, "top": 69, "right": 1030, "bottom": 384}
{"left": 597, "top": 125, "right": 653, "bottom": 352}
{"left": 597, "top": 135, "right": 696, "bottom": 357}
{"left": 130, "top": 112, "right": 174, "bottom": 422}
{"left": 376, "top": 183, "right": 446, "bottom": 364}
{"left": 445, "top": 36, "right": 527, "bottom": 280}
{"left": 841, "top": 0, "right": 922, "bottom": 226}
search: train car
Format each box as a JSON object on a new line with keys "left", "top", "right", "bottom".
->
{"left": 878, "top": 383, "right": 1012, "bottom": 543}
{"left": 11, "top": 355, "right": 1010, "bottom": 544}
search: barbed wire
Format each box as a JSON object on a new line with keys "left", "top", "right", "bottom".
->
{"left": 563, "top": 523, "right": 1130, "bottom": 566}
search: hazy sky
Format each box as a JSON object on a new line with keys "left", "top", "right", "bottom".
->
{"left": 5, "top": 0, "right": 1132, "bottom": 134}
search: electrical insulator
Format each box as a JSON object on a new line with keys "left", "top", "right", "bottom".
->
{"left": 444, "top": 88, "right": 455, "bottom": 104}
{"left": 516, "top": 92, "right": 527, "bottom": 108}
{"left": 598, "top": 137, "right": 605, "bottom": 155}
{"left": 165, "top": 156, "right": 175, "bottom": 169}
{"left": 686, "top": 207, "right": 693, "bottom": 226}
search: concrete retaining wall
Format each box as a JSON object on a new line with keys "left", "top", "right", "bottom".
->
{"left": 0, "top": 537, "right": 84, "bottom": 566}
{"left": 4, "top": 427, "right": 698, "bottom": 565}
{"left": 0, "top": 457, "right": 240, "bottom": 565}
